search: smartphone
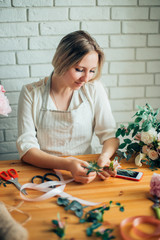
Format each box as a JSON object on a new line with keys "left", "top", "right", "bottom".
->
{"left": 116, "top": 169, "right": 143, "bottom": 181}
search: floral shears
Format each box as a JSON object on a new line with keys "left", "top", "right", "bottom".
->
{"left": 0, "top": 168, "right": 27, "bottom": 195}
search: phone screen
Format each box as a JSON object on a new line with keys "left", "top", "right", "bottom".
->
{"left": 117, "top": 169, "right": 139, "bottom": 177}
{"left": 116, "top": 169, "right": 143, "bottom": 181}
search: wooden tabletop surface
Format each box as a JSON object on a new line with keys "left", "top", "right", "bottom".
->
{"left": 0, "top": 154, "right": 159, "bottom": 240}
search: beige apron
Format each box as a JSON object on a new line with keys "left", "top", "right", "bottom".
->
{"left": 37, "top": 73, "right": 94, "bottom": 156}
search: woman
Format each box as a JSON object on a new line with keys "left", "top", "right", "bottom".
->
{"left": 16, "top": 30, "right": 119, "bottom": 184}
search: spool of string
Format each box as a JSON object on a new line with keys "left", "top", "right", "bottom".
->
{"left": 0, "top": 201, "right": 29, "bottom": 240}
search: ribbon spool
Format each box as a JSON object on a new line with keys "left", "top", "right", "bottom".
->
{"left": 120, "top": 215, "right": 160, "bottom": 240}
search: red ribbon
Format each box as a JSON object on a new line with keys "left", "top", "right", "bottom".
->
{"left": 120, "top": 216, "right": 160, "bottom": 240}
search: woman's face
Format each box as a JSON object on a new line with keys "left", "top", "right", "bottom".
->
{"left": 61, "top": 51, "right": 99, "bottom": 90}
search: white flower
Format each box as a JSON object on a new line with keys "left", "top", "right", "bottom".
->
{"left": 141, "top": 128, "right": 157, "bottom": 144}
{"left": 135, "top": 153, "right": 146, "bottom": 167}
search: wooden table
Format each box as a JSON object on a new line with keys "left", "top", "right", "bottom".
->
{"left": 0, "top": 154, "right": 160, "bottom": 240}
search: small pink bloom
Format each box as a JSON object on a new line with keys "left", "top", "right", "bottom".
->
{"left": 150, "top": 173, "right": 160, "bottom": 198}
{"left": 0, "top": 85, "right": 6, "bottom": 93}
{"left": 134, "top": 133, "right": 141, "bottom": 141}
{"left": 148, "top": 150, "right": 159, "bottom": 160}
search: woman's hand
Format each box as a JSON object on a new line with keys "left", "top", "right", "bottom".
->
{"left": 66, "top": 156, "right": 96, "bottom": 184}
{"left": 97, "top": 154, "right": 116, "bottom": 180}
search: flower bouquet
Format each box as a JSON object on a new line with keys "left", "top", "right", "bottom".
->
{"left": 0, "top": 85, "right": 11, "bottom": 116}
{"left": 116, "top": 103, "right": 160, "bottom": 169}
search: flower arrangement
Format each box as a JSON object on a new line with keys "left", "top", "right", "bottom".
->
{"left": 116, "top": 104, "right": 160, "bottom": 169}
{"left": 0, "top": 85, "right": 11, "bottom": 116}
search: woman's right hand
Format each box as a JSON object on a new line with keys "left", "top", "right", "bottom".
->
{"left": 66, "top": 156, "right": 96, "bottom": 184}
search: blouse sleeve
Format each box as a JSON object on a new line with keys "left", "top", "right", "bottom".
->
{"left": 16, "top": 85, "right": 40, "bottom": 159}
{"left": 92, "top": 81, "right": 116, "bottom": 145}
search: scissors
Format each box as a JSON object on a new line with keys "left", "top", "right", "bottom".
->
{"left": 31, "top": 172, "right": 60, "bottom": 188}
{"left": 0, "top": 168, "right": 27, "bottom": 195}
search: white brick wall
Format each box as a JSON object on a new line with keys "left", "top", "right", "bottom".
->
{"left": 0, "top": 0, "right": 160, "bottom": 160}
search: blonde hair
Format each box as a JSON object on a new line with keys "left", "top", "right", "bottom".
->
{"left": 52, "top": 30, "right": 104, "bottom": 80}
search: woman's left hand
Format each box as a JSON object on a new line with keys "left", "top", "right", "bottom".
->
{"left": 97, "top": 154, "right": 116, "bottom": 180}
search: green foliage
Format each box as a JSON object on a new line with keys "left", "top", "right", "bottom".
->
{"left": 0, "top": 179, "right": 11, "bottom": 187}
{"left": 115, "top": 103, "right": 160, "bottom": 162}
{"left": 56, "top": 198, "right": 124, "bottom": 239}
{"left": 84, "top": 161, "right": 103, "bottom": 175}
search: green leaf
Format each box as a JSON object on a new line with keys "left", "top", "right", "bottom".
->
{"left": 119, "top": 143, "right": 126, "bottom": 149}
{"left": 115, "top": 202, "right": 121, "bottom": 206}
{"left": 124, "top": 139, "right": 132, "bottom": 144}
{"left": 135, "top": 117, "right": 142, "bottom": 123}
{"left": 119, "top": 206, "right": 125, "bottom": 212}
{"left": 57, "top": 197, "right": 70, "bottom": 207}
{"left": 115, "top": 128, "right": 121, "bottom": 138}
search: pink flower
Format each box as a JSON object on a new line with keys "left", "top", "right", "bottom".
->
{"left": 0, "top": 85, "right": 11, "bottom": 116}
{"left": 134, "top": 133, "right": 141, "bottom": 141}
{"left": 148, "top": 150, "right": 159, "bottom": 160}
{"left": 150, "top": 173, "right": 160, "bottom": 198}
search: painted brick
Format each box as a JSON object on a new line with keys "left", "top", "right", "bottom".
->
{"left": 0, "top": 65, "right": 29, "bottom": 79}
{"left": 112, "top": 7, "right": 148, "bottom": 20}
{"left": 0, "top": 38, "right": 27, "bottom": 51}
{"left": 0, "top": 52, "right": 15, "bottom": 65}
{"left": 134, "top": 98, "right": 160, "bottom": 109}
{"left": 147, "top": 61, "right": 160, "bottom": 73}
{"left": 0, "top": 153, "right": 19, "bottom": 161}
{"left": 40, "top": 22, "right": 80, "bottom": 35}
{"left": 150, "top": 7, "right": 160, "bottom": 19}
{"left": 98, "top": 0, "right": 137, "bottom": 6}
{"left": 6, "top": 92, "right": 20, "bottom": 105}
{"left": 0, "top": 142, "right": 17, "bottom": 154}
{"left": 119, "top": 74, "right": 154, "bottom": 86}
{"left": 0, "top": 131, "right": 4, "bottom": 142}
{"left": 123, "top": 21, "right": 159, "bottom": 33}
{"left": 136, "top": 48, "right": 160, "bottom": 60}
{"left": 148, "top": 35, "right": 160, "bottom": 47}
{"left": 0, "top": 118, "right": 17, "bottom": 130}
{"left": 6, "top": 105, "right": 17, "bottom": 117}
{"left": 29, "top": 8, "right": 68, "bottom": 21}
{"left": 12, "top": 0, "right": 53, "bottom": 7}
{"left": 101, "top": 75, "right": 117, "bottom": 87}
{"left": 17, "top": 50, "right": 54, "bottom": 64}
{"left": 31, "top": 64, "right": 53, "bottom": 77}
{"left": 101, "top": 62, "right": 108, "bottom": 74}
{"left": 70, "top": 7, "right": 109, "bottom": 20}
{"left": 110, "top": 35, "right": 146, "bottom": 47}
{"left": 113, "top": 111, "right": 135, "bottom": 123}
{"left": 82, "top": 21, "right": 120, "bottom": 34}
{"left": 110, "top": 87, "right": 144, "bottom": 99}
{"left": 146, "top": 87, "right": 160, "bottom": 97}
{"left": 0, "top": 0, "right": 11, "bottom": 7}
{"left": 93, "top": 35, "right": 108, "bottom": 48}
{"left": 110, "top": 62, "right": 145, "bottom": 74}
{"left": 155, "top": 74, "right": 160, "bottom": 85}
{"left": 55, "top": 0, "right": 95, "bottom": 6}
{"left": 139, "top": 0, "right": 160, "bottom": 6}
{"left": 110, "top": 99, "right": 133, "bottom": 111}
{"left": 0, "top": 23, "right": 38, "bottom": 37}
{"left": 0, "top": 8, "right": 26, "bottom": 22}
{"left": 5, "top": 129, "right": 18, "bottom": 141}
{"left": 1, "top": 78, "right": 39, "bottom": 91}
{"left": 29, "top": 36, "right": 61, "bottom": 50}
{"left": 104, "top": 48, "right": 134, "bottom": 61}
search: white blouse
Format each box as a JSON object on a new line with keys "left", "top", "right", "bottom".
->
{"left": 16, "top": 75, "right": 116, "bottom": 159}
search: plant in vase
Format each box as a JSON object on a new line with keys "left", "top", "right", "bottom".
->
{"left": 115, "top": 103, "right": 160, "bottom": 169}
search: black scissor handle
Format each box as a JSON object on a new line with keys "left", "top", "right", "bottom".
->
{"left": 31, "top": 172, "right": 61, "bottom": 188}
